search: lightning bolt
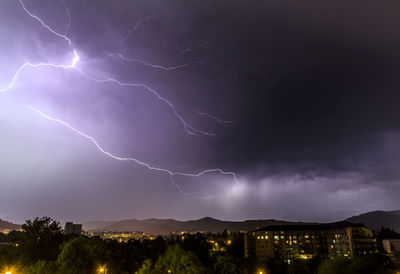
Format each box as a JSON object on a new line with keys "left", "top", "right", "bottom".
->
{"left": 19, "top": 0, "right": 72, "bottom": 46}
{"left": 72, "top": 67, "right": 217, "bottom": 137}
{"left": 2, "top": 1, "right": 215, "bottom": 137}
{"left": 61, "top": 0, "right": 71, "bottom": 36}
{"left": 1, "top": 0, "right": 243, "bottom": 196}
{"left": 193, "top": 110, "right": 235, "bottom": 125}
{"left": 27, "top": 106, "right": 243, "bottom": 195}
{"left": 180, "top": 41, "right": 209, "bottom": 55}
{"left": 0, "top": 53, "right": 215, "bottom": 136}
{"left": 0, "top": 50, "right": 79, "bottom": 92}
{"left": 108, "top": 52, "right": 238, "bottom": 75}
{"left": 115, "top": 14, "right": 157, "bottom": 45}
{"left": 0, "top": 0, "right": 77, "bottom": 92}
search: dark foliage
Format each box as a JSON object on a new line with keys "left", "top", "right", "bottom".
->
{"left": 0, "top": 217, "right": 397, "bottom": 273}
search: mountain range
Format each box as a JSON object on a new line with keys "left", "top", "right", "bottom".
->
{"left": 90, "top": 217, "right": 315, "bottom": 234}
{"left": 2, "top": 210, "right": 400, "bottom": 234}
{"left": 345, "top": 210, "right": 400, "bottom": 232}
{"left": 82, "top": 210, "right": 400, "bottom": 234}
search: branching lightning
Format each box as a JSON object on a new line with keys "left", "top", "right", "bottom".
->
{"left": 1, "top": 53, "right": 213, "bottom": 136}
{"left": 72, "top": 67, "right": 217, "bottom": 137}
{"left": 193, "top": 110, "right": 235, "bottom": 125}
{"left": 28, "top": 106, "right": 243, "bottom": 195}
{"left": 0, "top": 0, "right": 77, "bottom": 93}
{"left": 61, "top": 0, "right": 71, "bottom": 36}
{"left": 1, "top": 0, "right": 243, "bottom": 196}
{"left": 180, "top": 41, "right": 208, "bottom": 55}
{"left": 0, "top": 50, "right": 79, "bottom": 93}
{"left": 19, "top": 0, "right": 72, "bottom": 46}
{"left": 115, "top": 14, "right": 157, "bottom": 45}
{"left": 3, "top": 1, "right": 215, "bottom": 137}
{"left": 108, "top": 53, "right": 238, "bottom": 75}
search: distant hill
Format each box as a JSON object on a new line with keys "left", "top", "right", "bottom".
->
{"left": 346, "top": 210, "right": 400, "bottom": 232}
{"left": 83, "top": 220, "right": 116, "bottom": 231}
{"left": 0, "top": 219, "right": 20, "bottom": 230}
{"left": 83, "top": 210, "right": 400, "bottom": 234}
{"left": 102, "top": 217, "right": 316, "bottom": 234}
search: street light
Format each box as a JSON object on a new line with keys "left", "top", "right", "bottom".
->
{"left": 98, "top": 266, "right": 106, "bottom": 273}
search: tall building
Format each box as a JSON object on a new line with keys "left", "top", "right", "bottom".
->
{"left": 324, "top": 223, "right": 376, "bottom": 258}
{"left": 64, "top": 222, "right": 82, "bottom": 235}
{"left": 245, "top": 221, "right": 376, "bottom": 263}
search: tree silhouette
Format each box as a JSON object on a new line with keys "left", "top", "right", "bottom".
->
{"left": 8, "top": 216, "right": 64, "bottom": 263}
{"left": 150, "top": 245, "right": 205, "bottom": 274}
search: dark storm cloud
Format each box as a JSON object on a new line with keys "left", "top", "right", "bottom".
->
{"left": 1, "top": 0, "right": 400, "bottom": 223}
{"left": 205, "top": 0, "right": 400, "bottom": 174}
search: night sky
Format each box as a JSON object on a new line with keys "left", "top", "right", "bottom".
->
{"left": 1, "top": 0, "right": 400, "bottom": 224}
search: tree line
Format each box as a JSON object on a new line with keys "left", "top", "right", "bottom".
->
{"left": 0, "top": 217, "right": 398, "bottom": 273}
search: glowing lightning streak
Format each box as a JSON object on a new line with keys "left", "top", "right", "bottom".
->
{"left": 193, "top": 110, "right": 235, "bottom": 125}
{"left": 6, "top": 0, "right": 243, "bottom": 196}
{"left": 109, "top": 53, "right": 238, "bottom": 75}
{"left": 2, "top": 1, "right": 214, "bottom": 136}
{"left": 0, "top": 55, "right": 215, "bottom": 136}
{"left": 19, "top": 0, "right": 72, "bottom": 46}
{"left": 0, "top": 50, "right": 79, "bottom": 93}
{"left": 28, "top": 106, "right": 243, "bottom": 195}
{"left": 61, "top": 0, "right": 71, "bottom": 35}
{"left": 73, "top": 67, "right": 217, "bottom": 137}
{"left": 0, "top": 58, "right": 213, "bottom": 136}
{"left": 115, "top": 14, "right": 157, "bottom": 45}
{"left": 180, "top": 42, "right": 207, "bottom": 55}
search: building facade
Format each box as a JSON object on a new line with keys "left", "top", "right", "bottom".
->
{"left": 245, "top": 221, "right": 376, "bottom": 263}
{"left": 64, "top": 222, "right": 82, "bottom": 235}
